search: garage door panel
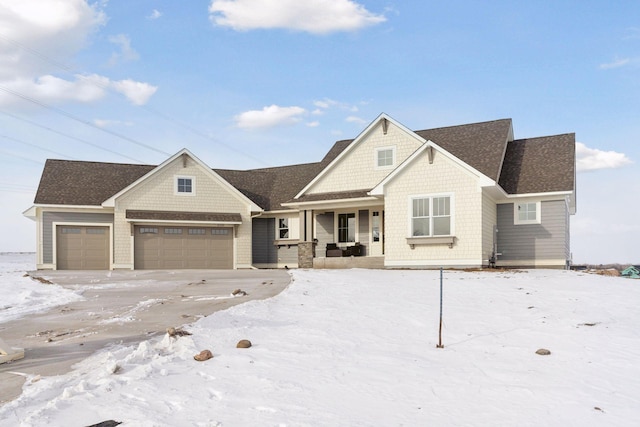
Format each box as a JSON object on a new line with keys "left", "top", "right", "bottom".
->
{"left": 134, "top": 226, "right": 233, "bottom": 269}
{"left": 57, "top": 226, "right": 109, "bottom": 270}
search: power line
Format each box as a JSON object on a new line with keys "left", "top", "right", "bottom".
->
{"left": 0, "top": 85, "right": 171, "bottom": 157}
{"left": 0, "top": 149, "right": 43, "bottom": 165}
{"left": 0, "top": 110, "right": 145, "bottom": 163}
{"left": 0, "top": 132, "right": 76, "bottom": 160}
{"left": 0, "top": 30, "right": 271, "bottom": 167}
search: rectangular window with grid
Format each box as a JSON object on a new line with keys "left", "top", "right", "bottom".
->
{"left": 411, "top": 195, "right": 452, "bottom": 237}
{"left": 376, "top": 146, "right": 395, "bottom": 168}
{"left": 176, "top": 176, "right": 194, "bottom": 194}
{"left": 278, "top": 218, "right": 289, "bottom": 239}
{"left": 188, "top": 228, "right": 206, "bottom": 235}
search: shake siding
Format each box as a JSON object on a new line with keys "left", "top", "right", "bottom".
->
{"left": 307, "top": 122, "right": 422, "bottom": 194}
{"left": 384, "top": 150, "right": 484, "bottom": 267}
{"left": 113, "top": 156, "right": 253, "bottom": 268}
{"left": 482, "top": 191, "right": 497, "bottom": 264}
{"left": 42, "top": 211, "right": 114, "bottom": 264}
{"left": 496, "top": 200, "right": 569, "bottom": 263}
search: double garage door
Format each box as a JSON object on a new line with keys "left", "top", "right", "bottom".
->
{"left": 134, "top": 226, "right": 233, "bottom": 269}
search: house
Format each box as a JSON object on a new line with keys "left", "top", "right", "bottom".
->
{"left": 24, "top": 113, "right": 576, "bottom": 270}
{"left": 621, "top": 266, "right": 640, "bottom": 279}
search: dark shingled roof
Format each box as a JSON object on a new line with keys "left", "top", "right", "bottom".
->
{"left": 126, "top": 210, "right": 242, "bottom": 223}
{"left": 292, "top": 189, "right": 372, "bottom": 204}
{"left": 34, "top": 159, "right": 154, "bottom": 205}
{"left": 214, "top": 139, "right": 352, "bottom": 210}
{"left": 31, "top": 120, "right": 575, "bottom": 210}
{"left": 416, "top": 119, "right": 513, "bottom": 181}
{"left": 498, "top": 133, "right": 576, "bottom": 194}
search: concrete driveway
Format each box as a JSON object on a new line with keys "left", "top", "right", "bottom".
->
{"left": 0, "top": 269, "right": 291, "bottom": 404}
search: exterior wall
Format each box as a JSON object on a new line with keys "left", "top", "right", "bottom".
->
{"left": 496, "top": 200, "right": 569, "bottom": 268}
{"left": 358, "top": 209, "right": 370, "bottom": 256}
{"left": 113, "top": 156, "right": 253, "bottom": 269}
{"left": 481, "top": 191, "right": 498, "bottom": 265}
{"left": 383, "top": 149, "right": 484, "bottom": 268}
{"left": 315, "top": 212, "right": 334, "bottom": 257}
{"left": 41, "top": 211, "right": 114, "bottom": 265}
{"left": 252, "top": 218, "right": 277, "bottom": 265}
{"left": 307, "top": 121, "right": 422, "bottom": 195}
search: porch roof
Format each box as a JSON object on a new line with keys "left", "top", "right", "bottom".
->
{"left": 126, "top": 210, "right": 242, "bottom": 223}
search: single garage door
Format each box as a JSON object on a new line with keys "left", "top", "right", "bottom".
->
{"left": 56, "top": 226, "right": 110, "bottom": 270}
{"left": 134, "top": 226, "right": 233, "bottom": 269}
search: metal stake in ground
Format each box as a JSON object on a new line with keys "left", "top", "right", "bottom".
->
{"left": 437, "top": 267, "right": 444, "bottom": 348}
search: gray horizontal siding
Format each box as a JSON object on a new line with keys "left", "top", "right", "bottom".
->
{"left": 43, "top": 212, "right": 114, "bottom": 264}
{"left": 496, "top": 200, "right": 569, "bottom": 263}
{"left": 252, "top": 217, "right": 299, "bottom": 267}
{"left": 252, "top": 218, "right": 277, "bottom": 264}
{"left": 315, "top": 212, "right": 334, "bottom": 257}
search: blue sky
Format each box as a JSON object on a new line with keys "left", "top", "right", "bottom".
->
{"left": 0, "top": 0, "right": 637, "bottom": 263}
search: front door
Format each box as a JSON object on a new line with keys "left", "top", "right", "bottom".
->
{"left": 369, "top": 210, "right": 384, "bottom": 256}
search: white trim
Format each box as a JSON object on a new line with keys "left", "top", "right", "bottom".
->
{"left": 375, "top": 145, "right": 396, "bottom": 170}
{"left": 294, "top": 113, "right": 426, "bottom": 199}
{"left": 334, "top": 209, "right": 359, "bottom": 244}
{"left": 371, "top": 140, "right": 495, "bottom": 196}
{"left": 52, "top": 222, "right": 113, "bottom": 270}
{"left": 500, "top": 190, "right": 573, "bottom": 200}
{"left": 102, "top": 149, "right": 262, "bottom": 212}
{"left": 514, "top": 201, "right": 541, "bottom": 225}
{"left": 282, "top": 196, "right": 381, "bottom": 210}
{"left": 174, "top": 175, "right": 196, "bottom": 196}
{"left": 126, "top": 218, "right": 242, "bottom": 226}
{"left": 408, "top": 193, "right": 455, "bottom": 238}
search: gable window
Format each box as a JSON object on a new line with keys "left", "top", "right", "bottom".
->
{"left": 176, "top": 176, "right": 195, "bottom": 195}
{"left": 376, "top": 146, "right": 396, "bottom": 169}
{"left": 514, "top": 202, "right": 541, "bottom": 225}
{"left": 411, "top": 195, "right": 452, "bottom": 237}
{"left": 338, "top": 213, "right": 356, "bottom": 243}
{"left": 278, "top": 218, "right": 289, "bottom": 239}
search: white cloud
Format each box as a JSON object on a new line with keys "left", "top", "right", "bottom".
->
{"left": 93, "top": 118, "right": 134, "bottom": 128}
{"left": 0, "top": 0, "right": 156, "bottom": 107}
{"left": 306, "top": 121, "right": 320, "bottom": 127}
{"left": 235, "top": 105, "right": 306, "bottom": 129}
{"left": 108, "top": 34, "right": 140, "bottom": 65}
{"left": 576, "top": 142, "right": 633, "bottom": 172}
{"left": 111, "top": 79, "right": 158, "bottom": 106}
{"left": 599, "top": 57, "right": 631, "bottom": 70}
{"left": 209, "top": 0, "right": 386, "bottom": 34}
{"left": 345, "top": 115, "right": 367, "bottom": 124}
{"left": 147, "top": 9, "right": 162, "bottom": 20}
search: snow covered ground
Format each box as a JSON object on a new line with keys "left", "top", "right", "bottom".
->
{"left": 1, "top": 253, "right": 639, "bottom": 426}
{"left": 0, "top": 253, "right": 83, "bottom": 323}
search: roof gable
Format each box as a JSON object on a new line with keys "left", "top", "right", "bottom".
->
{"left": 102, "top": 149, "right": 262, "bottom": 211}
{"left": 415, "top": 119, "right": 513, "bottom": 181}
{"left": 294, "top": 113, "right": 426, "bottom": 198}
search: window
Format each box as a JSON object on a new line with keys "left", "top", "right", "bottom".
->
{"left": 376, "top": 146, "right": 395, "bottom": 168}
{"left": 188, "top": 228, "right": 206, "bottom": 235}
{"left": 139, "top": 227, "right": 158, "bottom": 234}
{"left": 164, "top": 228, "right": 183, "bottom": 234}
{"left": 278, "top": 218, "right": 289, "bottom": 239}
{"left": 411, "top": 195, "right": 451, "bottom": 237}
{"left": 61, "top": 227, "right": 81, "bottom": 234}
{"left": 176, "top": 176, "right": 194, "bottom": 195}
{"left": 372, "top": 211, "right": 380, "bottom": 242}
{"left": 212, "top": 228, "right": 229, "bottom": 235}
{"left": 86, "top": 228, "right": 106, "bottom": 235}
{"left": 338, "top": 213, "right": 356, "bottom": 243}
{"left": 514, "top": 202, "right": 541, "bottom": 225}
